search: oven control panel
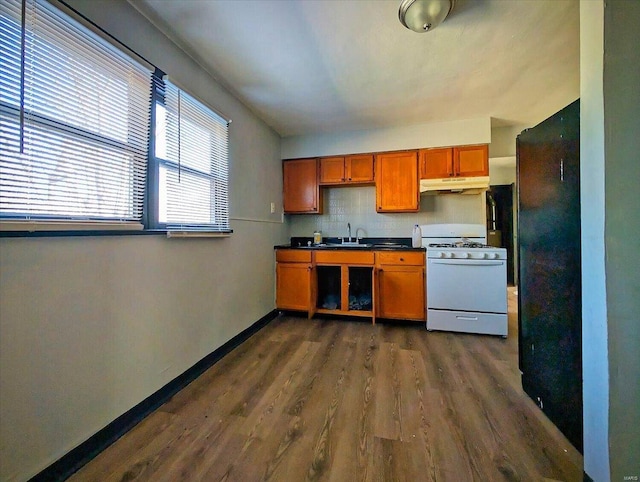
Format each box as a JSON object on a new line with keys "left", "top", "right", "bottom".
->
{"left": 428, "top": 248, "right": 507, "bottom": 260}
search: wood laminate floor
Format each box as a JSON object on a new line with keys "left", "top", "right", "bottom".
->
{"left": 70, "top": 288, "right": 583, "bottom": 481}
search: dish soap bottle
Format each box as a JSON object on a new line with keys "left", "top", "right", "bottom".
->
{"left": 412, "top": 224, "right": 422, "bottom": 248}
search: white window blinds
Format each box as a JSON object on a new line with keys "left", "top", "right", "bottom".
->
{"left": 155, "top": 80, "right": 230, "bottom": 232}
{"left": 0, "top": 0, "right": 151, "bottom": 224}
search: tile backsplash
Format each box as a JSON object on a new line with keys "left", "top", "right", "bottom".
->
{"left": 288, "top": 186, "right": 486, "bottom": 239}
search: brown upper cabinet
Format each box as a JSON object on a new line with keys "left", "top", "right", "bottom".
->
{"left": 419, "top": 147, "right": 453, "bottom": 179}
{"left": 319, "top": 154, "right": 374, "bottom": 185}
{"left": 283, "top": 158, "right": 323, "bottom": 214}
{"left": 319, "top": 156, "right": 344, "bottom": 184}
{"left": 455, "top": 144, "right": 489, "bottom": 177}
{"left": 419, "top": 144, "right": 489, "bottom": 179}
{"left": 375, "top": 151, "right": 419, "bottom": 213}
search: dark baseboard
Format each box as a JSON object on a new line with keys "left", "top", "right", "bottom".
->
{"left": 29, "top": 309, "right": 278, "bottom": 482}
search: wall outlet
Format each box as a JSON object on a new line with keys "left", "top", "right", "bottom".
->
{"left": 270, "top": 202, "right": 276, "bottom": 214}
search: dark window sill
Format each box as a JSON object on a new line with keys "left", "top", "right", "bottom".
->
{"left": 0, "top": 229, "right": 233, "bottom": 238}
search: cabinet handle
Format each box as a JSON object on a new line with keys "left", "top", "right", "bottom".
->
{"left": 400, "top": 257, "right": 404, "bottom": 261}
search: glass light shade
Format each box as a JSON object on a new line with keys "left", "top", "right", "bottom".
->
{"left": 398, "top": 0, "right": 454, "bottom": 33}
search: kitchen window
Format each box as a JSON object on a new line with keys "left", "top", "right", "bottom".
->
{"left": 0, "top": 0, "right": 152, "bottom": 230}
{"left": 150, "top": 75, "right": 230, "bottom": 233}
{"left": 0, "top": 0, "right": 231, "bottom": 236}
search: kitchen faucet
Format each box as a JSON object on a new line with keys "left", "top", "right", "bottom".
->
{"left": 341, "top": 222, "right": 361, "bottom": 245}
{"left": 340, "top": 223, "right": 363, "bottom": 245}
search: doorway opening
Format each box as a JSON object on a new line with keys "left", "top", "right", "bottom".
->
{"left": 486, "top": 183, "right": 516, "bottom": 286}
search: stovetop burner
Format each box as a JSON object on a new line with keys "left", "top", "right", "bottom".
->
{"left": 428, "top": 242, "right": 490, "bottom": 249}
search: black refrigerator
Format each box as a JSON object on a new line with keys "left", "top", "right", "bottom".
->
{"left": 516, "top": 99, "right": 582, "bottom": 453}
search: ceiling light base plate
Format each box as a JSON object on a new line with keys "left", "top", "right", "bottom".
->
{"left": 398, "top": 0, "right": 455, "bottom": 33}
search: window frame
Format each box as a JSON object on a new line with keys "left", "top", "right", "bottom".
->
{"left": 0, "top": 0, "right": 153, "bottom": 231}
{"left": 0, "top": 0, "right": 232, "bottom": 237}
{"left": 148, "top": 75, "right": 231, "bottom": 234}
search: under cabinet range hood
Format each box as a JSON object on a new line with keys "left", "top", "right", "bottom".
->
{"left": 419, "top": 176, "right": 490, "bottom": 195}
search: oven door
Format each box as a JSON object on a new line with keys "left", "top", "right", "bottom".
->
{"left": 427, "top": 258, "right": 507, "bottom": 313}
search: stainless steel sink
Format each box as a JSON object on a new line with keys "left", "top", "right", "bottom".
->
{"left": 324, "top": 243, "right": 373, "bottom": 248}
{"left": 293, "top": 242, "right": 408, "bottom": 249}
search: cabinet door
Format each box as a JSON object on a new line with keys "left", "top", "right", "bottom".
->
{"left": 419, "top": 148, "right": 453, "bottom": 179}
{"left": 309, "top": 265, "right": 318, "bottom": 319}
{"left": 345, "top": 154, "right": 374, "bottom": 183}
{"left": 316, "top": 265, "right": 343, "bottom": 311}
{"left": 377, "top": 265, "right": 425, "bottom": 320}
{"left": 319, "top": 156, "right": 345, "bottom": 184}
{"left": 283, "top": 159, "right": 322, "bottom": 213}
{"left": 346, "top": 266, "right": 374, "bottom": 313}
{"left": 276, "top": 262, "right": 311, "bottom": 311}
{"left": 454, "top": 144, "right": 488, "bottom": 177}
{"left": 375, "top": 151, "right": 419, "bottom": 212}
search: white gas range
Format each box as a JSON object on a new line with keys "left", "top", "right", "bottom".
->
{"left": 421, "top": 224, "right": 508, "bottom": 337}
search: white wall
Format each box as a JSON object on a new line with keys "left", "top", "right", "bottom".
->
{"left": 488, "top": 124, "right": 524, "bottom": 185}
{"left": 489, "top": 125, "right": 529, "bottom": 159}
{"left": 289, "top": 186, "right": 485, "bottom": 239}
{"left": 581, "top": 0, "right": 640, "bottom": 479}
{"left": 488, "top": 159, "right": 516, "bottom": 186}
{"left": 488, "top": 127, "right": 519, "bottom": 283}
{"left": 281, "top": 117, "right": 491, "bottom": 159}
{"left": 580, "top": 2, "right": 610, "bottom": 481}
{"left": 601, "top": 0, "right": 640, "bottom": 479}
{"left": 0, "top": 1, "right": 287, "bottom": 481}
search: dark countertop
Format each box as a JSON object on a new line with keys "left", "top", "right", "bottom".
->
{"left": 275, "top": 237, "right": 426, "bottom": 251}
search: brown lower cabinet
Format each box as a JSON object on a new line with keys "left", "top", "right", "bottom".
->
{"left": 314, "top": 250, "right": 376, "bottom": 322}
{"left": 375, "top": 251, "right": 425, "bottom": 321}
{"left": 276, "top": 249, "right": 425, "bottom": 323}
{"left": 275, "top": 250, "right": 316, "bottom": 317}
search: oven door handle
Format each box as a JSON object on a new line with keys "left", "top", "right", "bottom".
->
{"left": 429, "top": 260, "right": 504, "bottom": 266}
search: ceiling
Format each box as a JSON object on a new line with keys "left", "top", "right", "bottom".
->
{"left": 130, "top": 0, "right": 580, "bottom": 138}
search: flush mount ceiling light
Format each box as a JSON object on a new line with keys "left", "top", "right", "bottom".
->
{"left": 398, "top": 0, "right": 455, "bottom": 33}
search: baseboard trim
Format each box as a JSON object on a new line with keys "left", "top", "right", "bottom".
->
{"left": 29, "top": 309, "right": 278, "bottom": 482}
